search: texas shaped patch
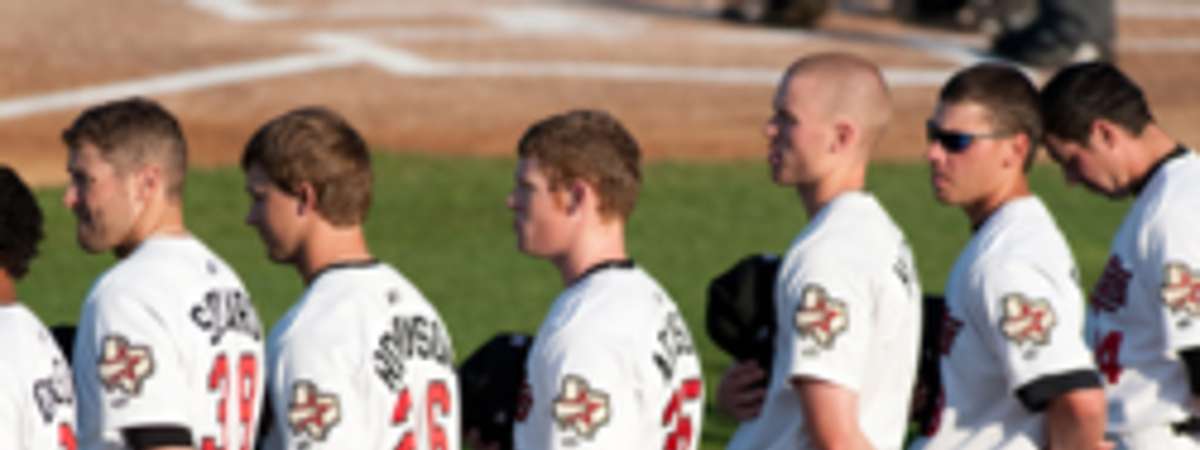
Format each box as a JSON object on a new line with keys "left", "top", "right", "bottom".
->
{"left": 793, "top": 284, "right": 849, "bottom": 349}
{"left": 97, "top": 335, "right": 155, "bottom": 396}
{"left": 1162, "top": 262, "right": 1200, "bottom": 317}
{"left": 552, "top": 375, "right": 610, "bottom": 439}
{"left": 999, "top": 294, "right": 1056, "bottom": 347}
{"left": 288, "top": 380, "right": 341, "bottom": 441}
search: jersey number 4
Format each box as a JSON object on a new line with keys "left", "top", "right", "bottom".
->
{"left": 202, "top": 354, "right": 259, "bottom": 450}
{"left": 1095, "top": 331, "right": 1124, "bottom": 384}
{"left": 392, "top": 380, "right": 453, "bottom": 450}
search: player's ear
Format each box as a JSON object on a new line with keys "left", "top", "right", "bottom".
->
{"left": 294, "top": 181, "right": 318, "bottom": 216}
{"left": 566, "top": 180, "right": 588, "bottom": 215}
{"left": 133, "top": 164, "right": 163, "bottom": 204}
{"left": 832, "top": 119, "right": 856, "bottom": 154}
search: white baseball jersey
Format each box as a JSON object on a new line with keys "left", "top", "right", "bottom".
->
{"left": 0, "top": 303, "right": 76, "bottom": 450}
{"left": 73, "top": 235, "right": 265, "bottom": 450}
{"left": 1087, "top": 149, "right": 1200, "bottom": 442}
{"left": 726, "top": 191, "right": 921, "bottom": 450}
{"left": 514, "top": 262, "right": 704, "bottom": 450}
{"left": 262, "top": 261, "right": 459, "bottom": 450}
{"left": 913, "top": 196, "right": 1097, "bottom": 450}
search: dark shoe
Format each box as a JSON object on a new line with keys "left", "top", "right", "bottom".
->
{"left": 719, "top": 6, "right": 750, "bottom": 22}
{"left": 992, "top": 21, "right": 1113, "bottom": 67}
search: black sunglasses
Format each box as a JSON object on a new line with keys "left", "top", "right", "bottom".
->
{"left": 926, "top": 120, "right": 1014, "bottom": 153}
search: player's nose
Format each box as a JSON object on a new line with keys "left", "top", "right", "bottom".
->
{"left": 62, "top": 184, "right": 77, "bottom": 209}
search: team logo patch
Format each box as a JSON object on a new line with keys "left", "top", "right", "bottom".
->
{"left": 288, "top": 380, "right": 341, "bottom": 441}
{"left": 97, "top": 335, "right": 154, "bottom": 396}
{"left": 793, "top": 284, "right": 849, "bottom": 349}
{"left": 1162, "top": 263, "right": 1200, "bottom": 319}
{"left": 552, "top": 375, "right": 610, "bottom": 439}
{"left": 1000, "top": 294, "right": 1056, "bottom": 347}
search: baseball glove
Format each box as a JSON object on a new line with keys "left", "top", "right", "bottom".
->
{"left": 706, "top": 253, "right": 780, "bottom": 378}
{"left": 458, "top": 332, "right": 534, "bottom": 450}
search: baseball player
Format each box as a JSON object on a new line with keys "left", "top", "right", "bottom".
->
{"left": 0, "top": 166, "right": 77, "bottom": 450}
{"left": 241, "top": 107, "right": 459, "bottom": 450}
{"left": 911, "top": 64, "right": 1106, "bottom": 450}
{"left": 1041, "top": 62, "right": 1200, "bottom": 449}
{"left": 717, "top": 53, "right": 922, "bottom": 450}
{"left": 63, "top": 98, "right": 266, "bottom": 450}
{"left": 505, "top": 110, "right": 704, "bottom": 450}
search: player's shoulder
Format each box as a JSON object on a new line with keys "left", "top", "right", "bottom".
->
{"left": 0, "top": 304, "right": 48, "bottom": 354}
{"left": 550, "top": 266, "right": 675, "bottom": 339}
{"left": 790, "top": 192, "right": 904, "bottom": 260}
{"left": 973, "top": 196, "right": 1069, "bottom": 262}
{"left": 1139, "top": 151, "right": 1200, "bottom": 223}
{"left": 277, "top": 261, "right": 438, "bottom": 343}
{"left": 93, "top": 235, "right": 240, "bottom": 300}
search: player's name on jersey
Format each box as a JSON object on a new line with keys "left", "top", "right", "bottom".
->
{"left": 374, "top": 313, "right": 454, "bottom": 391}
{"left": 653, "top": 310, "right": 698, "bottom": 383}
{"left": 34, "top": 359, "right": 74, "bottom": 424}
{"left": 190, "top": 287, "right": 263, "bottom": 345}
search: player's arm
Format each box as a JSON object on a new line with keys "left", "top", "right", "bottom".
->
{"left": 268, "top": 338, "right": 364, "bottom": 450}
{"left": 792, "top": 377, "right": 873, "bottom": 450}
{"left": 977, "top": 262, "right": 1106, "bottom": 450}
{"left": 1044, "top": 387, "right": 1109, "bottom": 450}
{"left": 1146, "top": 208, "right": 1200, "bottom": 402}
{"left": 0, "top": 371, "right": 20, "bottom": 449}
{"left": 530, "top": 336, "right": 639, "bottom": 450}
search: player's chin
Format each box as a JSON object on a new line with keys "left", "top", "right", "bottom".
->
{"left": 76, "top": 229, "right": 113, "bottom": 254}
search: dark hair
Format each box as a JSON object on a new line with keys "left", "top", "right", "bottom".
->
{"left": 517, "top": 110, "right": 642, "bottom": 220}
{"left": 939, "top": 64, "right": 1041, "bottom": 171}
{"left": 1040, "top": 62, "right": 1154, "bottom": 144}
{"left": 0, "top": 166, "right": 43, "bottom": 279}
{"left": 62, "top": 97, "right": 188, "bottom": 197}
{"left": 241, "top": 107, "right": 373, "bottom": 226}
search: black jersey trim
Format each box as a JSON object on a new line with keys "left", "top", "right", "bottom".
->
{"left": 122, "top": 425, "right": 194, "bottom": 450}
{"left": 1015, "top": 369, "right": 1102, "bottom": 412}
{"left": 1132, "top": 144, "right": 1191, "bottom": 196}
{"left": 309, "top": 258, "right": 380, "bottom": 283}
{"left": 573, "top": 259, "right": 635, "bottom": 285}
{"left": 1179, "top": 347, "right": 1200, "bottom": 396}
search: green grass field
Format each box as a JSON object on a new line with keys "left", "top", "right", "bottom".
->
{"left": 20, "top": 152, "right": 1128, "bottom": 449}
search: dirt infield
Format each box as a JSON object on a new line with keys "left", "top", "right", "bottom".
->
{"left": 2, "top": 0, "right": 1199, "bottom": 186}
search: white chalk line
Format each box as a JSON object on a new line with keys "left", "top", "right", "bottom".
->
{"left": 0, "top": 52, "right": 357, "bottom": 120}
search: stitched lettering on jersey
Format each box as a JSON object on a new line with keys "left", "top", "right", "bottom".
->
{"left": 652, "top": 310, "right": 697, "bottom": 383}
{"left": 190, "top": 288, "right": 262, "bottom": 345}
{"left": 552, "top": 375, "right": 610, "bottom": 440}
{"left": 516, "top": 379, "right": 532, "bottom": 423}
{"left": 374, "top": 313, "right": 455, "bottom": 392}
{"left": 97, "top": 335, "right": 155, "bottom": 398}
{"left": 793, "top": 284, "right": 849, "bottom": 351}
{"left": 1091, "top": 255, "right": 1132, "bottom": 313}
{"left": 33, "top": 357, "right": 74, "bottom": 424}
{"left": 1162, "top": 262, "right": 1200, "bottom": 326}
{"left": 999, "top": 294, "right": 1056, "bottom": 358}
{"left": 287, "top": 380, "right": 341, "bottom": 442}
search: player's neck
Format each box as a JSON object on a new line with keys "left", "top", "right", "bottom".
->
{"left": 1125, "top": 125, "right": 1179, "bottom": 187}
{"left": 115, "top": 202, "right": 187, "bottom": 259}
{"left": 299, "top": 224, "right": 373, "bottom": 285}
{"left": 0, "top": 272, "right": 15, "bottom": 305}
{"left": 797, "top": 162, "right": 866, "bottom": 218}
{"left": 555, "top": 221, "right": 628, "bottom": 286}
{"left": 964, "top": 177, "right": 1031, "bottom": 231}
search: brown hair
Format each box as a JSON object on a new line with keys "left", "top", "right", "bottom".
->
{"left": 62, "top": 97, "right": 188, "bottom": 197}
{"left": 517, "top": 110, "right": 642, "bottom": 220}
{"left": 1041, "top": 62, "right": 1154, "bottom": 145}
{"left": 241, "top": 107, "right": 373, "bottom": 226}
{"left": 0, "top": 166, "right": 43, "bottom": 279}
{"left": 939, "top": 64, "right": 1041, "bottom": 171}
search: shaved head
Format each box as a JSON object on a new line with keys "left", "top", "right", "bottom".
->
{"left": 783, "top": 53, "right": 892, "bottom": 152}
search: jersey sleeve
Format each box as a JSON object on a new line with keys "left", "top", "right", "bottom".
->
{"left": 268, "top": 337, "right": 369, "bottom": 450}
{"left": 777, "top": 257, "right": 872, "bottom": 391}
{"left": 0, "top": 368, "right": 20, "bottom": 449}
{"left": 1146, "top": 205, "right": 1200, "bottom": 351}
{"left": 527, "top": 335, "right": 641, "bottom": 450}
{"left": 973, "top": 261, "right": 1096, "bottom": 399}
{"left": 79, "top": 286, "right": 190, "bottom": 434}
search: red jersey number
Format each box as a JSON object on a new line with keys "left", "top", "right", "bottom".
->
{"left": 1095, "top": 331, "right": 1124, "bottom": 384}
{"left": 661, "top": 378, "right": 703, "bottom": 450}
{"left": 202, "top": 354, "right": 259, "bottom": 450}
{"left": 392, "top": 380, "right": 453, "bottom": 450}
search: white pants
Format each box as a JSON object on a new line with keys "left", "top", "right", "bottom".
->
{"left": 1111, "top": 425, "right": 1200, "bottom": 450}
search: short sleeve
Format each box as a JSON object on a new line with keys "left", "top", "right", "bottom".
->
{"left": 79, "top": 288, "right": 189, "bottom": 434}
{"left": 778, "top": 259, "right": 872, "bottom": 392}
{"left": 268, "top": 338, "right": 368, "bottom": 450}
{"left": 0, "top": 369, "right": 20, "bottom": 449}
{"left": 1146, "top": 206, "right": 1200, "bottom": 351}
{"left": 528, "top": 336, "right": 640, "bottom": 450}
{"left": 974, "top": 262, "right": 1094, "bottom": 393}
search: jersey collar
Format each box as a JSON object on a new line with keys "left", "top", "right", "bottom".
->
{"left": 1132, "top": 144, "right": 1191, "bottom": 196}
{"left": 573, "top": 259, "right": 635, "bottom": 285}
{"left": 310, "top": 258, "right": 380, "bottom": 283}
